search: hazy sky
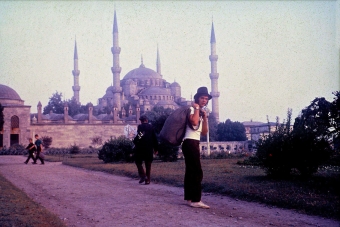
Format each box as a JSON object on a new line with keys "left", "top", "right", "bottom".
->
{"left": 0, "top": 1, "right": 339, "bottom": 123}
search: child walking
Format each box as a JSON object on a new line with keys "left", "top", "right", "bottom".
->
{"left": 24, "top": 138, "right": 36, "bottom": 164}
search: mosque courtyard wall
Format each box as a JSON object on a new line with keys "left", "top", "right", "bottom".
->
{"left": 28, "top": 123, "right": 133, "bottom": 148}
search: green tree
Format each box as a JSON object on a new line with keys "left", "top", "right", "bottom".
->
{"left": 256, "top": 98, "right": 336, "bottom": 177}
{"left": 43, "top": 91, "right": 64, "bottom": 114}
{"left": 294, "top": 97, "right": 332, "bottom": 140}
{"left": 66, "top": 97, "right": 87, "bottom": 116}
{"left": 217, "top": 119, "right": 247, "bottom": 141}
{"left": 330, "top": 91, "right": 340, "bottom": 152}
{"left": 144, "top": 106, "right": 174, "bottom": 133}
{"left": 0, "top": 103, "right": 4, "bottom": 131}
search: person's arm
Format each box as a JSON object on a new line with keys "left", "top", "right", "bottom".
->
{"left": 201, "top": 111, "right": 208, "bottom": 136}
{"left": 29, "top": 144, "right": 35, "bottom": 150}
{"left": 189, "top": 103, "right": 200, "bottom": 126}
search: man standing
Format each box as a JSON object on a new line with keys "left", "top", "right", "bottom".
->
{"left": 33, "top": 134, "right": 44, "bottom": 165}
{"left": 133, "top": 115, "right": 158, "bottom": 185}
{"left": 182, "top": 87, "right": 211, "bottom": 209}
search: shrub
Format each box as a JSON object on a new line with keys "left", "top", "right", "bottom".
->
{"left": 69, "top": 144, "right": 80, "bottom": 154}
{"left": 41, "top": 136, "right": 53, "bottom": 149}
{"left": 256, "top": 129, "right": 293, "bottom": 177}
{"left": 290, "top": 131, "right": 332, "bottom": 176}
{"left": 98, "top": 136, "right": 134, "bottom": 163}
{"left": 44, "top": 147, "right": 98, "bottom": 155}
{"left": 158, "top": 142, "right": 178, "bottom": 162}
{"left": 91, "top": 136, "right": 102, "bottom": 148}
{"left": 0, "top": 144, "right": 26, "bottom": 155}
{"left": 256, "top": 109, "right": 333, "bottom": 177}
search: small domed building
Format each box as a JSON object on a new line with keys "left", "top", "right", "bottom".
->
{"left": 0, "top": 84, "right": 31, "bottom": 147}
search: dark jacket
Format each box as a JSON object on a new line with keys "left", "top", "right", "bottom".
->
{"left": 26, "top": 143, "right": 36, "bottom": 154}
{"left": 134, "top": 123, "right": 158, "bottom": 161}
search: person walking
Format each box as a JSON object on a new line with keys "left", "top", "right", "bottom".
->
{"left": 133, "top": 115, "right": 158, "bottom": 185}
{"left": 33, "top": 134, "right": 44, "bottom": 165}
{"left": 24, "top": 138, "right": 36, "bottom": 164}
{"left": 182, "top": 87, "right": 211, "bottom": 209}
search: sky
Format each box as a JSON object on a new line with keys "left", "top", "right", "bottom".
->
{"left": 0, "top": 1, "right": 339, "bottom": 123}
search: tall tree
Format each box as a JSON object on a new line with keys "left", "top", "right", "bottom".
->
{"left": 0, "top": 103, "right": 4, "bottom": 131}
{"left": 293, "top": 97, "right": 332, "bottom": 140}
{"left": 66, "top": 97, "right": 87, "bottom": 116}
{"left": 43, "top": 91, "right": 64, "bottom": 114}
{"left": 330, "top": 91, "right": 340, "bottom": 152}
{"left": 144, "top": 106, "right": 174, "bottom": 134}
{"left": 217, "top": 119, "right": 247, "bottom": 141}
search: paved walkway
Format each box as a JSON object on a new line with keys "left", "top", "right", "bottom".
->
{"left": 0, "top": 156, "right": 338, "bottom": 227}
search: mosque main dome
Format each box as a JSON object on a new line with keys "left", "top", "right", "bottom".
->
{"left": 123, "top": 64, "right": 162, "bottom": 80}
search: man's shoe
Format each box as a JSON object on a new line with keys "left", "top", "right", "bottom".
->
{"left": 32, "top": 162, "right": 37, "bottom": 164}
{"left": 190, "top": 201, "right": 210, "bottom": 209}
{"left": 139, "top": 177, "right": 146, "bottom": 184}
{"left": 145, "top": 180, "right": 150, "bottom": 185}
{"left": 187, "top": 200, "right": 192, "bottom": 206}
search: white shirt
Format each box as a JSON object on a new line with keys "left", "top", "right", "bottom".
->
{"left": 183, "top": 107, "right": 203, "bottom": 141}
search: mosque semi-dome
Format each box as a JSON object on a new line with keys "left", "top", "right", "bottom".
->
{"left": 170, "top": 81, "right": 180, "bottom": 87}
{"left": 0, "top": 84, "right": 24, "bottom": 106}
{"left": 123, "top": 65, "right": 162, "bottom": 80}
{"left": 139, "top": 87, "right": 170, "bottom": 96}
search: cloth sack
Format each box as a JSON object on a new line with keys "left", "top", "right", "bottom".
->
{"left": 160, "top": 106, "right": 199, "bottom": 146}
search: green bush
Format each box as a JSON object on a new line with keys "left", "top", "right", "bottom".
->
{"left": 290, "top": 131, "right": 332, "bottom": 176}
{"left": 0, "top": 144, "right": 26, "bottom": 155}
{"left": 157, "top": 141, "right": 178, "bottom": 162}
{"left": 256, "top": 128, "right": 293, "bottom": 177}
{"left": 45, "top": 147, "right": 98, "bottom": 155}
{"left": 69, "top": 144, "right": 80, "bottom": 154}
{"left": 41, "top": 136, "right": 53, "bottom": 149}
{"left": 98, "top": 136, "right": 134, "bottom": 163}
{"left": 256, "top": 123, "right": 333, "bottom": 177}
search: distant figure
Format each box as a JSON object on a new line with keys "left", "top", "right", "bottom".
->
{"left": 24, "top": 138, "right": 36, "bottom": 164}
{"left": 133, "top": 115, "right": 158, "bottom": 185}
{"left": 182, "top": 87, "right": 211, "bottom": 209}
{"left": 33, "top": 134, "right": 44, "bottom": 165}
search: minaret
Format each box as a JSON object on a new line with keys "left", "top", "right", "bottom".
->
{"left": 156, "top": 45, "right": 162, "bottom": 77}
{"left": 111, "top": 10, "right": 122, "bottom": 110}
{"left": 209, "top": 21, "right": 220, "bottom": 123}
{"left": 72, "top": 39, "right": 80, "bottom": 104}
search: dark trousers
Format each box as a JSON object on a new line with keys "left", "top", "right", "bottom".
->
{"left": 25, "top": 153, "right": 35, "bottom": 163}
{"left": 135, "top": 159, "right": 152, "bottom": 180}
{"left": 34, "top": 151, "right": 44, "bottom": 164}
{"left": 182, "top": 139, "right": 203, "bottom": 202}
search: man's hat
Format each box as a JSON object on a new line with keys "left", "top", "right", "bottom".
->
{"left": 194, "top": 87, "right": 212, "bottom": 100}
{"left": 139, "top": 115, "right": 148, "bottom": 121}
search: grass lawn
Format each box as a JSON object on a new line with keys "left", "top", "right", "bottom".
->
{"left": 51, "top": 154, "right": 340, "bottom": 220}
{"left": 0, "top": 173, "right": 66, "bottom": 227}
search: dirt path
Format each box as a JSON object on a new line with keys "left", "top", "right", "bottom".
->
{"left": 0, "top": 156, "right": 338, "bottom": 227}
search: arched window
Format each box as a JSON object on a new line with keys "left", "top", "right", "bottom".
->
{"left": 11, "top": 116, "right": 19, "bottom": 129}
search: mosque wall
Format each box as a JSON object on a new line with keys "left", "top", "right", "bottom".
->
{"left": 28, "top": 123, "right": 137, "bottom": 148}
